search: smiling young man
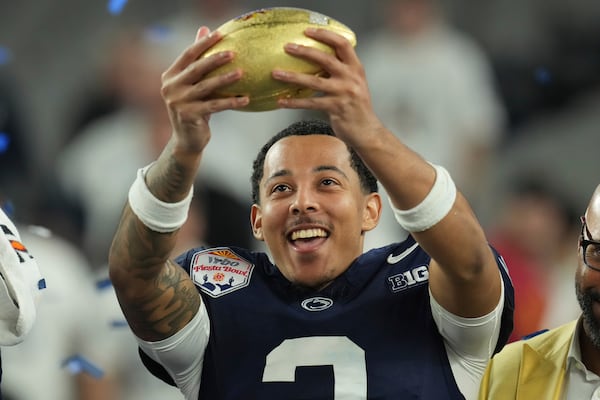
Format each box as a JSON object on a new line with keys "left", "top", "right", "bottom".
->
{"left": 108, "top": 22, "right": 514, "bottom": 400}
{"left": 249, "top": 130, "right": 380, "bottom": 290}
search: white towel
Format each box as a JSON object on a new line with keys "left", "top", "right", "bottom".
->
{"left": 0, "top": 208, "right": 44, "bottom": 345}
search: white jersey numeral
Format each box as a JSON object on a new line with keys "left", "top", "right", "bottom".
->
{"left": 263, "top": 336, "right": 367, "bottom": 399}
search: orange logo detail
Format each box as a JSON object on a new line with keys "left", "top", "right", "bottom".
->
{"left": 211, "top": 249, "right": 239, "bottom": 260}
{"left": 10, "top": 240, "right": 27, "bottom": 252}
{"left": 213, "top": 272, "right": 225, "bottom": 282}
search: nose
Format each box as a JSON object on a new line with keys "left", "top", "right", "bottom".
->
{"left": 290, "top": 186, "right": 319, "bottom": 215}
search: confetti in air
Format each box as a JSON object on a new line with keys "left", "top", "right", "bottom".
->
{"left": 95, "top": 277, "right": 112, "bottom": 290}
{"left": 145, "top": 25, "right": 172, "bottom": 43}
{"left": 110, "top": 319, "right": 129, "bottom": 328}
{"left": 534, "top": 67, "right": 552, "bottom": 85}
{"left": 0, "top": 132, "right": 10, "bottom": 153}
{"left": 107, "top": 0, "right": 128, "bottom": 15}
{"left": 0, "top": 47, "right": 11, "bottom": 65}
{"left": 62, "top": 355, "right": 104, "bottom": 379}
{"left": 0, "top": 199, "right": 14, "bottom": 218}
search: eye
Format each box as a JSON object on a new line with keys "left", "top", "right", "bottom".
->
{"left": 590, "top": 243, "right": 600, "bottom": 258}
{"left": 271, "top": 183, "right": 291, "bottom": 193}
{"left": 321, "top": 178, "right": 338, "bottom": 186}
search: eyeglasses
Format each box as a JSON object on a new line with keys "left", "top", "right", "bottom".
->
{"left": 580, "top": 216, "right": 600, "bottom": 272}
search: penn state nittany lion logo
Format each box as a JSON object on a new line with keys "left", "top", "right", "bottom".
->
{"left": 190, "top": 248, "right": 254, "bottom": 298}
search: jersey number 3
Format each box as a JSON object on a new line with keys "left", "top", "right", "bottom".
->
{"left": 262, "top": 336, "right": 367, "bottom": 399}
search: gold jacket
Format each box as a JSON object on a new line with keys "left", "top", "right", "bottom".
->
{"left": 478, "top": 320, "right": 578, "bottom": 400}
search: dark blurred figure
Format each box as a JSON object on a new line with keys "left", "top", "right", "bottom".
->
{"left": 0, "top": 74, "right": 35, "bottom": 222}
{"left": 487, "top": 175, "right": 580, "bottom": 342}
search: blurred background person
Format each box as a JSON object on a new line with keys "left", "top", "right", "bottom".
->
{"left": 359, "top": 0, "right": 506, "bottom": 250}
{"left": 360, "top": 0, "right": 506, "bottom": 202}
{"left": 485, "top": 175, "right": 580, "bottom": 342}
{"left": 0, "top": 203, "right": 43, "bottom": 399}
{"left": 0, "top": 217, "right": 113, "bottom": 400}
{"left": 53, "top": 25, "right": 175, "bottom": 269}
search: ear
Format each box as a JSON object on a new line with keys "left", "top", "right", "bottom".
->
{"left": 361, "top": 192, "right": 382, "bottom": 233}
{"left": 250, "top": 204, "right": 264, "bottom": 241}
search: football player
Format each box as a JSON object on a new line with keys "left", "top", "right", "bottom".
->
{"left": 109, "top": 14, "right": 514, "bottom": 400}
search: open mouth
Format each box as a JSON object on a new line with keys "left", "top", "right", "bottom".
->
{"left": 288, "top": 228, "right": 330, "bottom": 252}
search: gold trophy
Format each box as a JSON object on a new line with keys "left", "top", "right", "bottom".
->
{"left": 201, "top": 7, "right": 356, "bottom": 112}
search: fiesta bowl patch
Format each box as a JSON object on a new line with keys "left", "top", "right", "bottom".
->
{"left": 191, "top": 248, "right": 254, "bottom": 298}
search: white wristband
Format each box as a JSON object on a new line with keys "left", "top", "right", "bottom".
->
{"left": 128, "top": 164, "right": 193, "bottom": 233}
{"left": 390, "top": 163, "right": 456, "bottom": 232}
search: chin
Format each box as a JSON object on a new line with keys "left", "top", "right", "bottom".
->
{"left": 576, "top": 284, "right": 600, "bottom": 349}
{"left": 291, "top": 271, "right": 333, "bottom": 291}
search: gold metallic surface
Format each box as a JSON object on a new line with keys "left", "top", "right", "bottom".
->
{"left": 201, "top": 7, "right": 357, "bottom": 112}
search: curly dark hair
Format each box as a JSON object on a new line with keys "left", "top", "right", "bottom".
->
{"left": 250, "top": 119, "right": 378, "bottom": 204}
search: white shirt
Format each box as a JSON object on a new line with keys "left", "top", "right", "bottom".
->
{"left": 564, "top": 320, "right": 600, "bottom": 400}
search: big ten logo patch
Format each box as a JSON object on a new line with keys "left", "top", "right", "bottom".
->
{"left": 191, "top": 248, "right": 254, "bottom": 298}
{"left": 387, "top": 265, "right": 429, "bottom": 292}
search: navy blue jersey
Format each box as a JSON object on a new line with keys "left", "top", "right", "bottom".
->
{"left": 140, "top": 236, "right": 514, "bottom": 399}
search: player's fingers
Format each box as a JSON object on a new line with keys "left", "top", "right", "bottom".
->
{"left": 177, "top": 50, "right": 236, "bottom": 86}
{"left": 164, "top": 30, "right": 223, "bottom": 77}
{"left": 271, "top": 69, "right": 333, "bottom": 94}
{"left": 188, "top": 68, "right": 245, "bottom": 101}
{"left": 162, "top": 65, "right": 246, "bottom": 114}
{"left": 277, "top": 95, "right": 326, "bottom": 111}
{"left": 179, "top": 96, "right": 250, "bottom": 118}
{"left": 304, "top": 28, "right": 359, "bottom": 65}
{"left": 195, "top": 26, "right": 210, "bottom": 42}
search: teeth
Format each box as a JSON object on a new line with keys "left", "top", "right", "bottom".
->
{"left": 291, "top": 228, "right": 327, "bottom": 241}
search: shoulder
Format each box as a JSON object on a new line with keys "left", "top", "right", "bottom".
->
{"left": 490, "top": 320, "right": 578, "bottom": 367}
{"left": 520, "top": 320, "right": 577, "bottom": 347}
{"left": 480, "top": 320, "right": 577, "bottom": 398}
{"left": 362, "top": 236, "right": 426, "bottom": 264}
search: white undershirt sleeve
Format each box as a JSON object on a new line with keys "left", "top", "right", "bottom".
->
{"left": 136, "top": 301, "right": 210, "bottom": 400}
{"left": 430, "top": 270, "right": 505, "bottom": 400}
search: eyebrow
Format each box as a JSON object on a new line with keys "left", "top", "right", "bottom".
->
{"left": 315, "top": 165, "right": 349, "bottom": 179}
{"left": 265, "top": 165, "right": 349, "bottom": 184}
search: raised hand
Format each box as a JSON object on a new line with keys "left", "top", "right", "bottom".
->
{"left": 160, "top": 26, "right": 249, "bottom": 154}
{"left": 272, "top": 28, "right": 383, "bottom": 146}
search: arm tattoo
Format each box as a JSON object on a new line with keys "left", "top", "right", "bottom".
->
{"left": 110, "top": 150, "right": 203, "bottom": 341}
{"left": 111, "top": 206, "right": 201, "bottom": 342}
{"left": 123, "top": 259, "right": 201, "bottom": 340}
